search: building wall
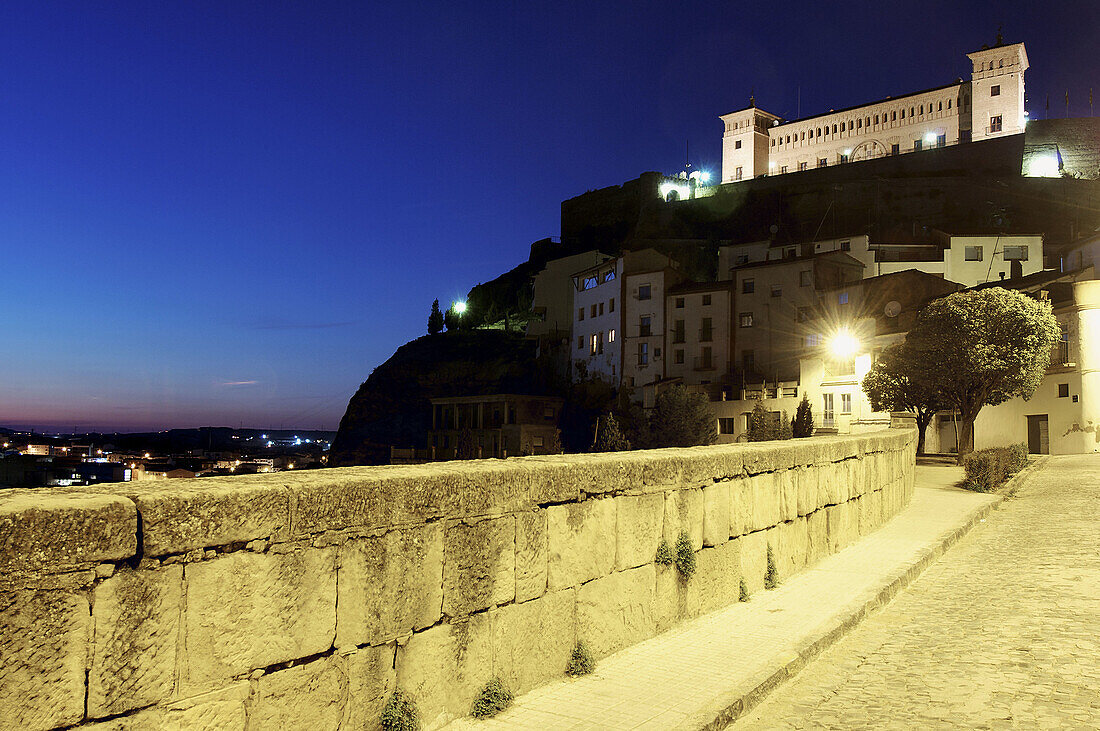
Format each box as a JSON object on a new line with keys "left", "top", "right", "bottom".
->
{"left": 622, "top": 270, "right": 671, "bottom": 389}
{"left": 665, "top": 287, "right": 733, "bottom": 388}
{"left": 0, "top": 430, "right": 916, "bottom": 731}
{"left": 941, "top": 234, "right": 1043, "bottom": 285}
{"left": 967, "top": 43, "right": 1028, "bottom": 141}
{"left": 528, "top": 250, "right": 611, "bottom": 338}
{"left": 572, "top": 259, "right": 623, "bottom": 384}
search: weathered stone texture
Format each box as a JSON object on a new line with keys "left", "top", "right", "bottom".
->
{"left": 794, "top": 466, "right": 819, "bottom": 517}
{"left": 163, "top": 683, "right": 248, "bottom": 731}
{"left": 701, "top": 482, "right": 730, "bottom": 547}
{"left": 739, "top": 530, "right": 769, "bottom": 594}
{"left": 547, "top": 498, "right": 616, "bottom": 590}
{"left": 249, "top": 656, "right": 348, "bottom": 730}
{"left": 183, "top": 548, "right": 336, "bottom": 692}
{"left": 337, "top": 523, "right": 442, "bottom": 647}
{"left": 443, "top": 516, "right": 515, "bottom": 616}
{"left": 125, "top": 478, "right": 290, "bottom": 556}
{"left": 654, "top": 565, "right": 684, "bottom": 632}
{"left": 515, "top": 510, "right": 548, "bottom": 603}
{"left": 576, "top": 564, "right": 656, "bottom": 658}
{"left": 774, "top": 517, "right": 810, "bottom": 579}
{"left": 290, "top": 470, "right": 385, "bottom": 535}
{"left": 89, "top": 565, "right": 183, "bottom": 717}
{"left": 396, "top": 613, "right": 492, "bottom": 729}
{"left": 0, "top": 590, "right": 90, "bottom": 731}
{"left": 686, "top": 540, "right": 741, "bottom": 616}
{"left": 749, "top": 473, "right": 783, "bottom": 532}
{"left": 615, "top": 493, "right": 663, "bottom": 570}
{"left": 663, "top": 487, "right": 703, "bottom": 549}
{"left": 0, "top": 491, "right": 135, "bottom": 578}
{"left": 344, "top": 644, "right": 397, "bottom": 731}
{"left": 492, "top": 589, "right": 575, "bottom": 695}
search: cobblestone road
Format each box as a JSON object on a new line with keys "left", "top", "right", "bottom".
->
{"left": 737, "top": 455, "right": 1100, "bottom": 730}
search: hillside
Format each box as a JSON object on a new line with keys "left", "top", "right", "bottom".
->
{"left": 329, "top": 330, "right": 544, "bottom": 465}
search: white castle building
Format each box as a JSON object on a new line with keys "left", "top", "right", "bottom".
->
{"left": 720, "top": 40, "right": 1029, "bottom": 183}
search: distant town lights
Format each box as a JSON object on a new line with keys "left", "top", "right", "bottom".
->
{"left": 829, "top": 329, "right": 860, "bottom": 359}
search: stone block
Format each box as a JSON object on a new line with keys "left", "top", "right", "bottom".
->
{"left": 739, "top": 442, "right": 798, "bottom": 475}
{"left": 774, "top": 517, "right": 809, "bottom": 579}
{"left": 289, "top": 469, "right": 386, "bottom": 535}
{"left": 749, "top": 473, "right": 783, "bottom": 532}
{"left": 183, "top": 547, "right": 336, "bottom": 693}
{"left": 663, "top": 488, "right": 703, "bottom": 550}
{"left": 515, "top": 510, "right": 547, "bottom": 603}
{"left": 738, "top": 530, "right": 769, "bottom": 594}
{"left": 396, "top": 613, "right": 492, "bottom": 729}
{"left": 491, "top": 589, "right": 575, "bottom": 695}
{"left": 701, "top": 482, "right": 730, "bottom": 547}
{"left": 443, "top": 516, "right": 515, "bottom": 617}
{"left": 637, "top": 451, "right": 685, "bottom": 490}
{"left": 164, "top": 683, "right": 249, "bottom": 731}
{"left": 806, "top": 508, "right": 829, "bottom": 564}
{"left": 858, "top": 489, "right": 883, "bottom": 536}
{"left": 777, "top": 469, "right": 799, "bottom": 522}
{"left": 685, "top": 540, "right": 741, "bottom": 616}
{"left": 82, "top": 708, "right": 165, "bottom": 730}
{"left": 653, "top": 565, "right": 685, "bottom": 633}
{"left": 546, "top": 498, "right": 616, "bottom": 590}
{"left": 794, "top": 466, "right": 819, "bottom": 517}
{"left": 249, "top": 656, "right": 348, "bottom": 731}
{"left": 520, "top": 455, "right": 624, "bottom": 500}
{"left": 337, "top": 523, "right": 443, "bottom": 647}
{"left": 0, "top": 590, "right": 90, "bottom": 731}
{"left": 123, "top": 477, "right": 290, "bottom": 556}
{"left": 0, "top": 490, "right": 136, "bottom": 579}
{"left": 822, "top": 461, "right": 848, "bottom": 506}
{"left": 677, "top": 445, "right": 745, "bottom": 487}
{"left": 576, "top": 564, "right": 656, "bottom": 659}
{"left": 728, "top": 477, "right": 752, "bottom": 538}
{"left": 344, "top": 644, "right": 397, "bottom": 731}
{"left": 826, "top": 501, "right": 856, "bottom": 554}
{"left": 615, "top": 493, "right": 663, "bottom": 570}
{"left": 89, "top": 565, "right": 183, "bottom": 717}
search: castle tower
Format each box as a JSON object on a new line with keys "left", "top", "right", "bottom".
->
{"left": 966, "top": 40, "right": 1029, "bottom": 141}
{"left": 719, "top": 100, "right": 782, "bottom": 183}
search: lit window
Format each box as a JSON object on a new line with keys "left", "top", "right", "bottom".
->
{"left": 739, "top": 312, "right": 754, "bottom": 328}
{"left": 583, "top": 276, "right": 597, "bottom": 289}
{"left": 603, "top": 269, "right": 616, "bottom": 282}
{"left": 965, "top": 246, "right": 984, "bottom": 261}
{"left": 590, "top": 334, "right": 598, "bottom": 354}
{"left": 798, "top": 162, "right": 807, "bottom": 171}
{"left": 839, "top": 292, "right": 849, "bottom": 305}
{"left": 608, "top": 328, "right": 616, "bottom": 343}
{"left": 806, "top": 333, "right": 822, "bottom": 346}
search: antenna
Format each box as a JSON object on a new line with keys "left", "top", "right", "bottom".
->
{"left": 684, "top": 140, "right": 691, "bottom": 171}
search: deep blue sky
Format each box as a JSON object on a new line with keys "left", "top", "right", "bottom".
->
{"left": 1, "top": 1, "right": 1095, "bottom": 432}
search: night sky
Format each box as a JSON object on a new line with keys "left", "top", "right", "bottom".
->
{"left": 2, "top": 1, "right": 1096, "bottom": 432}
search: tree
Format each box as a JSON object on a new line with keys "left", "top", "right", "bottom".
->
{"left": 428, "top": 299, "right": 444, "bottom": 336}
{"left": 593, "top": 412, "right": 631, "bottom": 452}
{"left": 903, "top": 288, "right": 1059, "bottom": 460}
{"left": 777, "top": 410, "right": 793, "bottom": 440}
{"left": 747, "top": 402, "right": 770, "bottom": 441}
{"left": 861, "top": 342, "right": 944, "bottom": 455}
{"left": 793, "top": 394, "right": 814, "bottom": 437}
{"left": 646, "top": 385, "right": 717, "bottom": 448}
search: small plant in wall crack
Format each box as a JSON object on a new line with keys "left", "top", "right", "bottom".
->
{"left": 471, "top": 677, "right": 513, "bottom": 718}
{"left": 655, "top": 538, "right": 675, "bottom": 566}
{"left": 566, "top": 640, "right": 595, "bottom": 676}
{"left": 675, "top": 530, "right": 696, "bottom": 580}
{"left": 764, "top": 545, "right": 779, "bottom": 590}
{"left": 381, "top": 689, "right": 420, "bottom": 731}
{"left": 739, "top": 578, "right": 749, "bottom": 602}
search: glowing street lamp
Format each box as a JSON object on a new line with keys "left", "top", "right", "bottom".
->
{"left": 453, "top": 301, "right": 467, "bottom": 315}
{"left": 829, "top": 328, "right": 860, "bottom": 359}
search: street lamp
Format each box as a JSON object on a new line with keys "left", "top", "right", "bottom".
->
{"left": 829, "top": 328, "right": 859, "bottom": 359}
{"left": 453, "top": 301, "right": 467, "bottom": 315}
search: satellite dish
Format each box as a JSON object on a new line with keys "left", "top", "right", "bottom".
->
{"left": 769, "top": 224, "right": 779, "bottom": 234}
{"left": 884, "top": 301, "right": 902, "bottom": 318}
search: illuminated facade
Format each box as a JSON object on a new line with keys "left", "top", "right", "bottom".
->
{"left": 720, "top": 41, "right": 1029, "bottom": 183}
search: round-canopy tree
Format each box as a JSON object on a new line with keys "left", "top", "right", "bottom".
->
{"left": 902, "top": 287, "right": 1059, "bottom": 459}
{"left": 861, "top": 342, "right": 945, "bottom": 455}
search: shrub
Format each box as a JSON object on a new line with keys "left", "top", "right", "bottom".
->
{"left": 381, "top": 690, "right": 419, "bottom": 731}
{"left": 471, "top": 677, "right": 513, "bottom": 718}
{"left": 675, "top": 530, "right": 696, "bottom": 579}
{"left": 739, "top": 578, "right": 749, "bottom": 602}
{"left": 962, "top": 444, "right": 1028, "bottom": 492}
{"left": 655, "top": 538, "right": 675, "bottom": 566}
{"left": 1005, "top": 443, "right": 1029, "bottom": 473}
{"left": 566, "top": 640, "right": 595, "bottom": 676}
{"left": 764, "top": 545, "right": 779, "bottom": 590}
{"left": 793, "top": 394, "right": 814, "bottom": 438}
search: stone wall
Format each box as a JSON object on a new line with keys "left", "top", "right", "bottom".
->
{"left": 0, "top": 429, "right": 915, "bottom": 731}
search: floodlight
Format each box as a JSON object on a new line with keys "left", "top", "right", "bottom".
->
{"left": 453, "top": 301, "right": 467, "bottom": 314}
{"left": 829, "top": 329, "right": 859, "bottom": 359}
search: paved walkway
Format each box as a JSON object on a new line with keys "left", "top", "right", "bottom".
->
{"left": 447, "top": 464, "right": 1002, "bottom": 730}
{"left": 736, "top": 454, "right": 1100, "bottom": 730}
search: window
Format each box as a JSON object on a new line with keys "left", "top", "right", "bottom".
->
{"left": 965, "top": 246, "right": 984, "bottom": 261}
{"left": 797, "top": 306, "right": 814, "bottom": 322}
{"left": 735, "top": 254, "right": 749, "bottom": 265}
{"left": 742, "top": 278, "right": 755, "bottom": 294}
{"left": 800, "top": 270, "right": 813, "bottom": 287}
{"left": 937, "top": 133, "right": 946, "bottom": 147}
{"left": 675, "top": 297, "right": 685, "bottom": 308}
{"left": 892, "top": 111, "right": 897, "bottom": 121}
{"left": 639, "top": 316, "right": 651, "bottom": 337}
{"left": 1004, "top": 245, "right": 1029, "bottom": 261}
{"left": 718, "top": 418, "right": 737, "bottom": 435}
{"left": 577, "top": 336, "right": 584, "bottom": 350}
{"left": 874, "top": 114, "right": 879, "bottom": 125}
{"left": 590, "top": 304, "right": 597, "bottom": 318}
{"left": 590, "top": 334, "right": 598, "bottom": 354}
{"left": 990, "top": 115, "right": 1002, "bottom": 133}
{"left": 702, "top": 294, "right": 712, "bottom": 306}
{"left": 937, "top": 101, "right": 942, "bottom": 111}
{"left": 806, "top": 333, "right": 822, "bottom": 347}
{"left": 598, "top": 302, "right": 604, "bottom": 316}
{"left": 609, "top": 297, "right": 615, "bottom": 312}
{"left": 1058, "top": 383, "right": 1070, "bottom": 398}
{"left": 1059, "top": 331, "right": 1070, "bottom": 365}
{"left": 832, "top": 123, "right": 837, "bottom": 133}
{"left": 914, "top": 139, "right": 923, "bottom": 151}
{"left": 735, "top": 166, "right": 743, "bottom": 181}
{"left": 742, "top": 349, "right": 754, "bottom": 371}
{"left": 841, "top": 393, "right": 852, "bottom": 414}
{"left": 857, "top": 118, "right": 862, "bottom": 129}
{"left": 839, "top": 153, "right": 849, "bottom": 164}
{"left": 608, "top": 328, "right": 616, "bottom": 343}
{"left": 674, "top": 349, "right": 684, "bottom": 364}
{"left": 532, "top": 436, "right": 544, "bottom": 448}
{"left": 780, "top": 165, "right": 788, "bottom": 174}
{"left": 603, "top": 269, "right": 616, "bottom": 282}
{"left": 798, "top": 162, "right": 807, "bottom": 171}
{"left": 543, "top": 406, "right": 556, "bottom": 419}
{"left": 818, "top": 158, "right": 828, "bottom": 168}
{"left": 919, "top": 105, "right": 923, "bottom": 115}
{"left": 891, "top": 143, "right": 900, "bottom": 155}
{"left": 771, "top": 284, "right": 782, "bottom": 297}
{"left": 822, "top": 393, "right": 835, "bottom": 427}
{"left": 839, "top": 292, "right": 849, "bottom": 305}
{"left": 700, "top": 317, "right": 713, "bottom": 341}
{"left": 948, "top": 99, "right": 952, "bottom": 109}
{"left": 699, "top": 346, "right": 712, "bottom": 368}
{"left": 583, "top": 275, "right": 597, "bottom": 289}
{"left": 739, "top": 312, "right": 754, "bottom": 328}
{"left": 638, "top": 284, "right": 651, "bottom": 300}
{"left": 991, "top": 84, "right": 1000, "bottom": 97}
{"left": 735, "top": 139, "right": 742, "bottom": 149}
{"left": 638, "top": 343, "right": 649, "bottom": 365}
{"left": 840, "top": 240, "right": 851, "bottom": 251}
{"left": 578, "top": 307, "right": 584, "bottom": 321}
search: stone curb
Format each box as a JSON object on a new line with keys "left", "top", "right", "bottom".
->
{"left": 996, "top": 455, "right": 1049, "bottom": 498}
{"left": 685, "top": 492, "right": 1006, "bottom": 731}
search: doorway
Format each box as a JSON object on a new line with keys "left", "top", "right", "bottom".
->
{"left": 1026, "top": 414, "right": 1049, "bottom": 454}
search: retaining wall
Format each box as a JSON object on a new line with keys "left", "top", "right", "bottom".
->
{"left": 0, "top": 429, "right": 915, "bottom": 730}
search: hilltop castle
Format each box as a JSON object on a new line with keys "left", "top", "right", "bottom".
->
{"left": 720, "top": 40, "right": 1029, "bottom": 182}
